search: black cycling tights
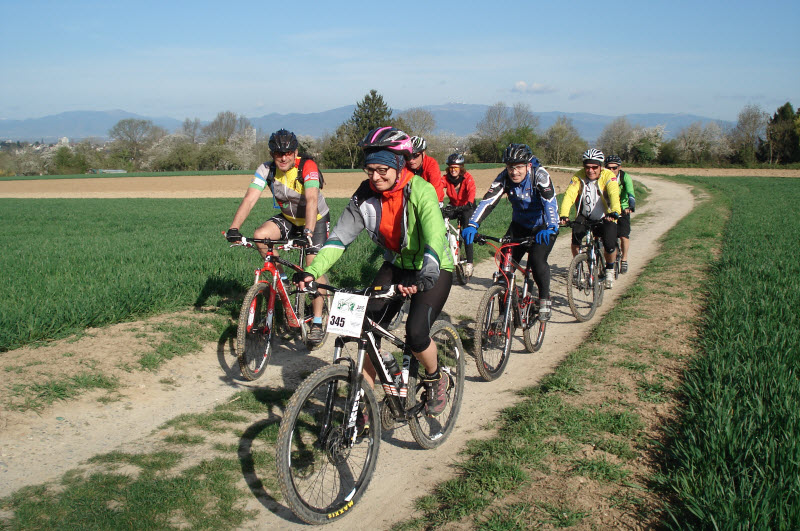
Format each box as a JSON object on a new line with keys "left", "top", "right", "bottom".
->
{"left": 366, "top": 261, "right": 453, "bottom": 353}
{"left": 506, "top": 222, "right": 556, "bottom": 300}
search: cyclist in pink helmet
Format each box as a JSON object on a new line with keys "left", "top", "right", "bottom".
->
{"left": 295, "top": 127, "right": 454, "bottom": 418}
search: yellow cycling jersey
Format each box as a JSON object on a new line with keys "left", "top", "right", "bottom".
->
{"left": 559, "top": 168, "right": 621, "bottom": 219}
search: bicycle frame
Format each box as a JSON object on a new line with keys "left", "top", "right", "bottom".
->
{"left": 308, "top": 285, "right": 424, "bottom": 442}
{"left": 239, "top": 238, "right": 309, "bottom": 330}
{"left": 480, "top": 235, "right": 538, "bottom": 330}
{"left": 444, "top": 217, "right": 462, "bottom": 267}
{"left": 577, "top": 220, "right": 608, "bottom": 289}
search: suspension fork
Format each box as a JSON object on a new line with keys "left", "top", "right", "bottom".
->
{"left": 502, "top": 273, "right": 516, "bottom": 337}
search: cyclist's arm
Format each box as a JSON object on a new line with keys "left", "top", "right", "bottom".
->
{"left": 603, "top": 172, "right": 622, "bottom": 216}
{"left": 534, "top": 167, "right": 559, "bottom": 228}
{"left": 300, "top": 159, "right": 323, "bottom": 232}
{"left": 622, "top": 172, "right": 635, "bottom": 211}
{"left": 422, "top": 158, "right": 445, "bottom": 202}
{"left": 229, "top": 187, "right": 261, "bottom": 230}
{"left": 303, "top": 187, "right": 319, "bottom": 233}
{"left": 304, "top": 194, "right": 366, "bottom": 279}
{"left": 464, "top": 172, "right": 477, "bottom": 204}
{"left": 412, "top": 178, "right": 447, "bottom": 291}
{"left": 558, "top": 176, "right": 581, "bottom": 218}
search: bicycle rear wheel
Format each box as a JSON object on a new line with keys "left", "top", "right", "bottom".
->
{"left": 276, "top": 364, "right": 381, "bottom": 525}
{"left": 236, "top": 283, "right": 278, "bottom": 381}
{"left": 567, "top": 254, "right": 599, "bottom": 322}
{"left": 407, "top": 321, "right": 465, "bottom": 449}
{"left": 297, "top": 290, "right": 331, "bottom": 351}
{"left": 474, "top": 285, "right": 514, "bottom": 381}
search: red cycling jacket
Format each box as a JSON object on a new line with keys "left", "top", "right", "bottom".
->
{"left": 444, "top": 171, "right": 476, "bottom": 207}
{"left": 408, "top": 154, "right": 445, "bottom": 201}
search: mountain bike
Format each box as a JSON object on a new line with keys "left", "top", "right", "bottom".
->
{"left": 472, "top": 234, "right": 547, "bottom": 382}
{"left": 229, "top": 236, "right": 331, "bottom": 381}
{"left": 275, "top": 283, "right": 465, "bottom": 524}
{"left": 564, "top": 219, "right": 612, "bottom": 322}
{"left": 441, "top": 204, "right": 472, "bottom": 285}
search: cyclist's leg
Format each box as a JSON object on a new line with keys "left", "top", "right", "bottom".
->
{"left": 528, "top": 238, "right": 556, "bottom": 299}
{"left": 359, "top": 262, "right": 406, "bottom": 388}
{"left": 600, "top": 220, "right": 618, "bottom": 286}
{"left": 459, "top": 208, "right": 475, "bottom": 264}
{"left": 253, "top": 216, "right": 285, "bottom": 258}
{"left": 600, "top": 219, "right": 618, "bottom": 265}
{"left": 405, "top": 270, "right": 453, "bottom": 416}
{"left": 365, "top": 262, "right": 406, "bottom": 328}
{"left": 571, "top": 215, "right": 590, "bottom": 257}
{"left": 618, "top": 212, "right": 631, "bottom": 271}
{"left": 304, "top": 215, "right": 330, "bottom": 320}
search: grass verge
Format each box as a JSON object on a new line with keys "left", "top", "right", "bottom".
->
{"left": 394, "top": 176, "right": 725, "bottom": 529}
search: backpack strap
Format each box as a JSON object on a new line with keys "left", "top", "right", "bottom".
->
{"left": 297, "top": 157, "right": 324, "bottom": 189}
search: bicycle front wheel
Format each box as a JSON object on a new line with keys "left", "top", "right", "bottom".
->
{"left": 297, "top": 290, "right": 331, "bottom": 351}
{"left": 454, "top": 262, "right": 467, "bottom": 285}
{"left": 567, "top": 254, "right": 599, "bottom": 322}
{"left": 474, "top": 285, "right": 514, "bottom": 381}
{"left": 276, "top": 364, "right": 381, "bottom": 525}
{"left": 407, "top": 321, "right": 466, "bottom": 449}
{"left": 522, "top": 305, "right": 547, "bottom": 353}
{"left": 236, "top": 283, "right": 278, "bottom": 381}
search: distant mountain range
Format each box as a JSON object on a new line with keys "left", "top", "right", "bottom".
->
{"left": 0, "top": 104, "right": 732, "bottom": 143}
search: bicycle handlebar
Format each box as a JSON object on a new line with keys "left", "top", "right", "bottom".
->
{"left": 305, "top": 281, "right": 402, "bottom": 300}
{"left": 225, "top": 234, "right": 308, "bottom": 250}
{"left": 441, "top": 204, "right": 471, "bottom": 217}
{"left": 475, "top": 233, "right": 536, "bottom": 247}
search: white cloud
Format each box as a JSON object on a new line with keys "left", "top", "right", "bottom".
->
{"left": 512, "top": 81, "right": 557, "bottom": 94}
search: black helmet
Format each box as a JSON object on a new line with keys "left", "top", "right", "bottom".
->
{"left": 605, "top": 155, "right": 623, "bottom": 166}
{"left": 446, "top": 153, "right": 465, "bottom": 166}
{"left": 357, "top": 126, "right": 413, "bottom": 157}
{"left": 502, "top": 143, "right": 533, "bottom": 164}
{"left": 268, "top": 129, "right": 299, "bottom": 152}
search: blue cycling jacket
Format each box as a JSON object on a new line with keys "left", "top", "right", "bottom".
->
{"left": 469, "top": 165, "right": 559, "bottom": 230}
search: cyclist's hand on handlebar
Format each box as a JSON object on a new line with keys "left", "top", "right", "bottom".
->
{"left": 535, "top": 226, "right": 558, "bottom": 246}
{"left": 604, "top": 212, "right": 620, "bottom": 222}
{"left": 462, "top": 224, "right": 478, "bottom": 245}
{"left": 225, "top": 227, "right": 243, "bottom": 243}
{"left": 397, "top": 283, "right": 418, "bottom": 297}
{"left": 292, "top": 271, "right": 315, "bottom": 291}
{"left": 303, "top": 228, "right": 314, "bottom": 248}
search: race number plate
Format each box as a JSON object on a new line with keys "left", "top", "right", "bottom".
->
{"left": 328, "top": 292, "right": 369, "bottom": 338}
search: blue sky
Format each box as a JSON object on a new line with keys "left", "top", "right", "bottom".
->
{"left": 2, "top": 0, "right": 798, "bottom": 122}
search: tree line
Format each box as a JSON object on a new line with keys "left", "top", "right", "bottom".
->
{"left": 1, "top": 92, "right": 798, "bottom": 177}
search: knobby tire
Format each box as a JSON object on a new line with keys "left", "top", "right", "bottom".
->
{"left": 474, "top": 285, "right": 514, "bottom": 381}
{"left": 276, "top": 364, "right": 381, "bottom": 524}
{"left": 236, "top": 283, "right": 278, "bottom": 381}
{"left": 567, "top": 253, "right": 599, "bottom": 322}
{"left": 407, "top": 321, "right": 465, "bottom": 449}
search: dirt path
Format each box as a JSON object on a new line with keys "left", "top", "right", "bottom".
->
{"left": 0, "top": 173, "right": 694, "bottom": 529}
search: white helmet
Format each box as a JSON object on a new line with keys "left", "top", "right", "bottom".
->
{"left": 582, "top": 148, "right": 604, "bottom": 164}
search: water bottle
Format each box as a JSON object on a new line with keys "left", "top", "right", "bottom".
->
{"left": 381, "top": 350, "right": 404, "bottom": 394}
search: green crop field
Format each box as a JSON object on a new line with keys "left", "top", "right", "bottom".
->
{"left": 664, "top": 176, "right": 800, "bottom": 527}
{"left": 0, "top": 197, "right": 511, "bottom": 352}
